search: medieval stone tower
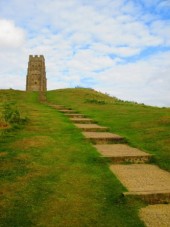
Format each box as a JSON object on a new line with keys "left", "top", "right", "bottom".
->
{"left": 26, "top": 55, "right": 47, "bottom": 91}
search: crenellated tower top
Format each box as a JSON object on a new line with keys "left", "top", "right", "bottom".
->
{"left": 29, "top": 55, "right": 45, "bottom": 60}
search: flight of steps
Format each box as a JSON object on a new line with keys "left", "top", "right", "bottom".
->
{"left": 48, "top": 103, "right": 170, "bottom": 226}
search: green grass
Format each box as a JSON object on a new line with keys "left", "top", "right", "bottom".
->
{"left": 47, "top": 88, "right": 170, "bottom": 171}
{"left": 0, "top": 89, "right": 145, "bottom": 226}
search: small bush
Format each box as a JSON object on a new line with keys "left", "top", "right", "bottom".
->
{"left": 85, "top": 98, "right": 107, "bottom": 105}
{"left": 2, "top": 102, "right": 29, "bottom": 127}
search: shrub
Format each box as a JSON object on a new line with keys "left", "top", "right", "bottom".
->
{"left": 2, "top": 102, "right": 28, "bottom": 126}
{"left": 85, "top": 98, "right": 107, "bottom": 105}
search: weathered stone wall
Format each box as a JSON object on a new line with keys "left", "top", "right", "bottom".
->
{"left": 26, "top": 55, "right": 47, "bottom": 92}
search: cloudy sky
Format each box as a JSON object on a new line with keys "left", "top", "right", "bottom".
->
{"left": 0, "top": 0, "right": 170, "bottom": 107}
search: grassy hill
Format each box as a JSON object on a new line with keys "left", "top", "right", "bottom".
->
{"left": 0, "top": 88, "right": 169, "bottom": 226}
{"left": 47, "top": 88, "right": 170, "bottom": 171}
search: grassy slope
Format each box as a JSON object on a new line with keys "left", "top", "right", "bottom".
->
{"left": 0, "top": 89, "right": 144, "bottom": 227}
{"left": 47, "top": 88, "right": 170, "bottom": 171}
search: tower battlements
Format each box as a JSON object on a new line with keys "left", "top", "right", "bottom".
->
{"left": 26, "top": 55, "right": 47, "bottom": 92}
{"left": 29, "top": 55, "right": 45, "bottom": 60}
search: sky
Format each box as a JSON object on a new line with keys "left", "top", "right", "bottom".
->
{"left": 0, "top": 0, "right": 170, "bottom": 107}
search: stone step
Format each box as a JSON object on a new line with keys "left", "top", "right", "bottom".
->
{"left": 124, "top": 191, "right": 170, "bottom": 205}
{"left": 110, "top": 164, "right": 170, "bottom": 204}
{"left": 75, "top": 124, "right": 109, "bottom": 132}
{"left": 140, "top": 204, "right": 170, "bottom": 227}
{"left": 59, "top": 109, "right": 76, "bottom": 113}
{"left": 70, "top": 118, "right": 96, "bottom": 124}
{"left": 94, "top": 144, "right": 152, "bottom": 163}
{"left": 65, "top": 114, "right": 85, "bottom": 118}
{"left": 82, "top": 132, "right": 125, "bottom": 144}
{"left": 49, "top": 104, "right": 66, "bottom": 109}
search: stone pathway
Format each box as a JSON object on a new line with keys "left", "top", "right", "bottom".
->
{"left": 49, "top": 104, "right": 170, "bottom": 226}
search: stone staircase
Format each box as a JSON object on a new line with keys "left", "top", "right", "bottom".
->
{"left": 48, "top": 103, "right": 170, "bottom": 226}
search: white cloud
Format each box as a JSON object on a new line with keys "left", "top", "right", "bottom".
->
{"left": 94, "top": 51, "right": 170, "bottom": 106}
{"left": 150, "top": 20, "right": 170, "bottom": 45}
{"left": 112, "top": 47, "right": 141, "bottom": 57}
{"left": 158, "top": 0, "right": 170, "bottom": 8}
{"left": 67, "top": 49, "right": 114, "bottom": 71}
{"left": 0, "top": 19, "right": 25, "bottom": 49}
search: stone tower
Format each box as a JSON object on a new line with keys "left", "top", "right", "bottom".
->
{"left": 26, "top": 55, "right": 47, "bottom": 91}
